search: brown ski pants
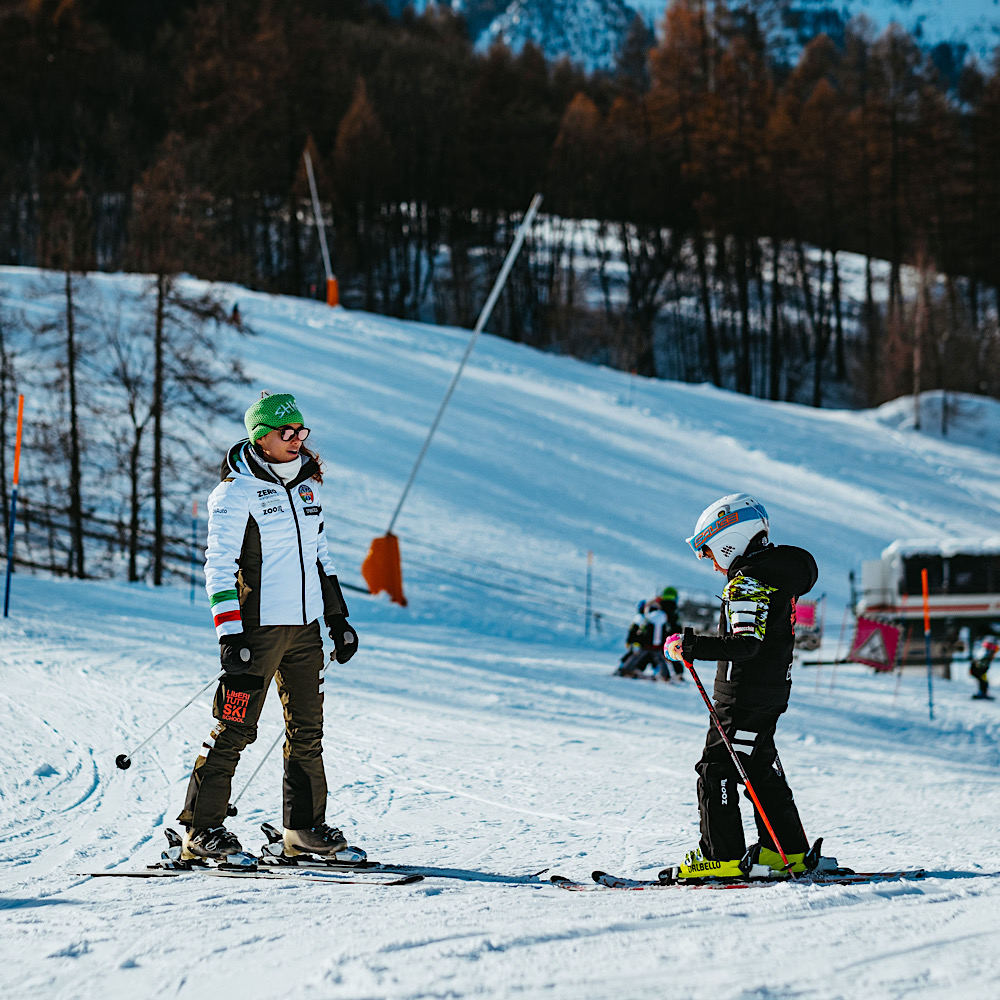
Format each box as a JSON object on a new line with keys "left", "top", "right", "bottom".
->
{"left": 178, "top": 622, "right": 327, "bottom": 831}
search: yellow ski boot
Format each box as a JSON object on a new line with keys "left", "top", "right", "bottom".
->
{"left": 758, "top": 846, "right": 808, "bottom": 873}
{"left": 660, "top": 848, "right": 770, "bottom": 883}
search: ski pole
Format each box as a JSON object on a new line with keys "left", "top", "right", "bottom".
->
{"left": 226, "top": 727, "right": 284, "bottom": 817}
{"left": 115, "top": 672, "right": 224, "bottom": 769}
{"left": 683, "top": 655, "right": 791, "bottom": 869}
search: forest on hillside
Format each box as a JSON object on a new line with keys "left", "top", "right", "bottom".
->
{"left": 3, "top": 0, "right": 1000, "bottom": 417}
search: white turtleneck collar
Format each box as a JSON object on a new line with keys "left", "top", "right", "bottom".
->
{"left": 268, "top": 455, "right": 303, "bottom": 483}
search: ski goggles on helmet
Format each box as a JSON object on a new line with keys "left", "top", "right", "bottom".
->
{"left": 686, "top": 502, "right": 768, "bottom": 556}
{"left": 261, "top": 424, "right": 311, "bottom": 442}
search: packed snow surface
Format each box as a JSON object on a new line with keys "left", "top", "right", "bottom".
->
{"left": 3, "top": 268, "right": 1000, "bottom": 999}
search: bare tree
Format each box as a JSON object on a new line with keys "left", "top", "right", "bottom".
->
{"left": 36, "top": 169, "right": 95, "bottom": 578}
{"left": 129, "top": 136, "right": 250, "bottom": 584}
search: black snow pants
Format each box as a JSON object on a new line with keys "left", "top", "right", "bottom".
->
{"left": 695, "top": 699, "right": 808, "bottom": 861}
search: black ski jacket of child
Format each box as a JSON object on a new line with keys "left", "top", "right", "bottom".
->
{"left": 681, "top": 544, "right": 818, "bottom": 713}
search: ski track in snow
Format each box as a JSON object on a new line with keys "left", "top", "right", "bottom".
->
{"left": 3, "top": 270, "right": 1000, "bottom": 997}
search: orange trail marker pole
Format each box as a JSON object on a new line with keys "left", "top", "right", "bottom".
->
{"left": 4, "top": 394, "right": 24, "bottom": 618}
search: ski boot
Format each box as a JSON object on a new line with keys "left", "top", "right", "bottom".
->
{"left": 757, "top": 846, "right": 809, "bottom": 873}
{"left": 181, "top": 825, "right": 244, "bottom": 861}
{"left": 175, "top": 824, "right": 257, "bottom": 869}
{"left": 756, "top": 838, "right": 842, "bottom": 875}
{"left": 659, "top": 846, "right": 770, "bottom": 884}
{"left": 258, "top": 821, "right": 367, "bottom": 865}
{"left": 282, "top": 823, "right": 349, "bottom": 858}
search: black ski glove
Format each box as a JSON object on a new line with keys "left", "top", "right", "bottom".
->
{"left": 219, "top": 634, "right": 254, "bottom": 675}
{"left": 327, "top": 615, "right": 358, "bottom": 664}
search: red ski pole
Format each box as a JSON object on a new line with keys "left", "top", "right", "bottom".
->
{"left": 683, "top": 656, "right": 791, "bottom": 869}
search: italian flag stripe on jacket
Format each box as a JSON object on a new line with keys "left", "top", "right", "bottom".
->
{"left": 210, "top": 588, "right": 242, "bottom": 629}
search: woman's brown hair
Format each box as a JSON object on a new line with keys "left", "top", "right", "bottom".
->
{"left": 301, "top": 445, "right": 324, "bottom": 484}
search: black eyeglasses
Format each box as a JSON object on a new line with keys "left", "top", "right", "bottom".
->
{"left": 262, "top": 424, "right": 311, "bottom": 442}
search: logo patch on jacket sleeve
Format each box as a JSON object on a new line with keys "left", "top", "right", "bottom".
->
{"left": 298, "top": 484, "right": 314, "bottom": 503}
{"left": 303, "top": 505, "right": 322, "bottom": 516}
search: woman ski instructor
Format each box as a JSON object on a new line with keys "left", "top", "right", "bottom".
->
{"left": 177, "top": 392, "right": 359, "bottom": 861}
{"left": 662, "top": 493, "right": 819, "bottom": 880}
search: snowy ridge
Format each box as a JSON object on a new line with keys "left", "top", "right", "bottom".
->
{"left": 623, "top": 0, "right": 1000, "bottom": 60}
{"left": 476, "top": 0, "right": 637, "bottom": 72}
{"left": 3, "top": 268, "right": 1000, "bottom": 998}
{"left": 474, "top": 0, "right": 1000, "bottom": 74}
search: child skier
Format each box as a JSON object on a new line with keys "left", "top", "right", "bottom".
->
{"left": 653, "top": 587, "right": 684, "bottom": 680}
{"left": 616, "top": 591, "right": 683, "bottom": 680}
{"left": 970, "top": 637, "right": 1000, "bottom": 700}
{"left": 616, "top": 600, "right": 655, "bottom": 677}
{"left": 662, "top": 493, "right": 818, "bottom": 880}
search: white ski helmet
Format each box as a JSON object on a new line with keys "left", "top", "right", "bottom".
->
{"left": 686, "top": 493, "right": 769, "bottom": 570}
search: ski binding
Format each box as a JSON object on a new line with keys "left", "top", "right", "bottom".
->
{"left": 258, "top": 821, "right": 368, "bottom": 865}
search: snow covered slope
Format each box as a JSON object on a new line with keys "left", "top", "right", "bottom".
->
{"left": 3, "top": 267, "right": 1000, "bottom": 999}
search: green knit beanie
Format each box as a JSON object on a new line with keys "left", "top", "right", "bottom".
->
{"left": 244, "top": 392, "right": 305, "bottom": 443}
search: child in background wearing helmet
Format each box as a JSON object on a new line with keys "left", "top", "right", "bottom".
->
{"left": 616, "top": 597, "right": 674, "bottom": 680}
{"left": 970, "top": 637, "right": 1000, "bottom": 700}
{"left": 654, "top": 587, "right": 685, "bottom": 680}
{"left": 662, "top": 494, "right": 819, "bottom": 881}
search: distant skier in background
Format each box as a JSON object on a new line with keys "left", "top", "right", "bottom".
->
{"left": 970, "top": 637, "right": 999, "bottom": 700}
{"left": 659, "top": 586, "right": 682, "bottom": 634}
{"left": 176, "top": 391, "right": 359, "bottom": 862}
{"left": 616, "top": 588, "right": 683, "bottom": 680}
{"left": 616, "top": 599, "right": 664, "bottom": 678}
{"left": 661, "top": 493, "right": 819, "bottom": 881}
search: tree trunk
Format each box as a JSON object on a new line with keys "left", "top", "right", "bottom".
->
{"left": 913, "top": 270, "right": 927, "bottom": 432}
{"left": 128, "top": 424, "right": 144, "bottom": 582}
{"left": 65, "top": 270, "right": 85, "bottom": 579}
{"left": 832, "top": 251, "right": 845, "bottom": 381}
{"left": 153, "top": 274, "right": 166, "bottom": 586}
{"left": 0, "top": 318, "right": 10, "bottom": 546}
{"left": 735, "top": 232, "right": 751, "bottom": 395}
{"left": 768, "top": 236, "right": 782, "bottom": 401}
{"left": 693, "top": 232, "right": 720, "bottom": 385}
{"left": 288, "top": 191, "right": 303, "bottom": 297}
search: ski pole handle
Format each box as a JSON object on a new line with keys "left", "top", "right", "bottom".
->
{"left": 116, "top": 671, "right": 224, "bottom": 770}
{"left": 684, "top": 658, "right": 791, "bottom": 870}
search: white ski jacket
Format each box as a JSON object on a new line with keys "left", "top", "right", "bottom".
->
{"left": 204, "top": 441, "right": 347, "bottom": 638}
